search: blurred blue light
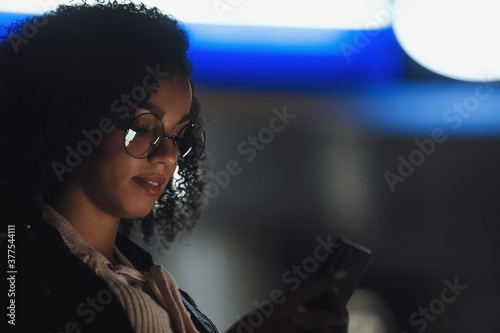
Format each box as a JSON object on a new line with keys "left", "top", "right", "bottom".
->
{"left": 1, "top": 12, "right": 404, "bottom": 90}
{"left": 338, "top": 83, "right": 500, "bottom": 138}
{"left": 184, "top": 23, "right": 404, "bottom": 90}
{"left": 2, "top": 12, "right": 498, "bottom": 138}
{"left": 184, "top": 23, "right": 350, "bottom": 53}
{"left": 0, "top": 12, "right": 26, "bottom": 36}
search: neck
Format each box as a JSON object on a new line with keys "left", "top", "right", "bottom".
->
{"left": 45, "top": 182, "right": 121, "bottom": 265}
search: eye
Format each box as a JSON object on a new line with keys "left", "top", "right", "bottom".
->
{"left": 128, "top": 115, "right": 158, "bottom": 136}
{"left": 176, "top": 123, "right": 192, "bottom": 139}
{"left": 129, "top": 125, "right": 150, "bottom": 136}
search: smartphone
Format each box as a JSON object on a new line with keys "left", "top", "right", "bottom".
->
{"left": 306, "top": 237, "right": 372, "bottom": 309}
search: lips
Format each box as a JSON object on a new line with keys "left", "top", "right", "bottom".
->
{"left": 133, "top": 175, "right": 166, "bottom": 196}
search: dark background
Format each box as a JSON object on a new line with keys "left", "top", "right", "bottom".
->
{"left": 141, "top": 26, "right": 500, "bottom": 332}
{"left": 137, "top": 17, "right": 499, "bottom": 333}
{"left": 142, "top": 79, "right": 500, "bottom": 332}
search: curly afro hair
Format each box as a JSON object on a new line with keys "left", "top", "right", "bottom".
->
{"left": 0, "top": 1, "right": 208, "bottom": 245}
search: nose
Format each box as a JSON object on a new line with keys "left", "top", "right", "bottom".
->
{"left": 148, "top": 138, "right": 178, "bottom": 165}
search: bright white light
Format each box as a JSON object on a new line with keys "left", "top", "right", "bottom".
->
{"left": 124, "top": 130, "right": 136, "bottom": 148}
{"left": 392, "top": 0, "right": 500, "bottom": 82}
{"left": 3, "top": 0, "right": 392, "bottom": 29}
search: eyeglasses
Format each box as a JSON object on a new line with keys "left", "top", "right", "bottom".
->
{"left": 117, "top": 112, "right": 205, "bottom": 166}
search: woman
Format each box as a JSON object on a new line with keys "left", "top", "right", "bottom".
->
{"left": 0, "top": 2, "right": 348, "bottom": 332}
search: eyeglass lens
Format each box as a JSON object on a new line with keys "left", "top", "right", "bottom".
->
{"left": 124, "top": 113, "right": 204, "bottom": 164}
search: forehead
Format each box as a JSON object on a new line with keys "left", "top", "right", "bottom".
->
{"left": 136, "top": 71, "right": 192, "bottom": 124}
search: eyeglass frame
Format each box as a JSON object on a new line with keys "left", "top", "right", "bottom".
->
{"left": 115, "top": 103, "right": 206, "bottom": 164}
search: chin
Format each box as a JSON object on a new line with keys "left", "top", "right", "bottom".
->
{"left": 119, "top": 190, "right": 162, "bottom": 219}
{"left": 134, "top": 207, "right": 155, "bottom": 219}
{"left": 123, "top": 202, "right": 156, "bottom": 219}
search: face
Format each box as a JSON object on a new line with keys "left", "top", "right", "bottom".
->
{"left": 69, "top": 71, "right": 192, "bottom": 219}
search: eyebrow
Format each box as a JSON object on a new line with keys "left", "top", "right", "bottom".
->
{"left": 177, "top": 112, "right": 191, "bottom": 124}
{"left": 141, "top": 101, "right": 191, "bottom": 124}
{"left": 141, "top": 102, "right": 165, "bottom": 118}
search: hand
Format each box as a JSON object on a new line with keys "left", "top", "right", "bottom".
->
{"left": 226, "top": 272, "right": 349, "bottom": 333}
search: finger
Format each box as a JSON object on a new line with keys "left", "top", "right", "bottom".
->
{"left": 318, "top": 325, "right": 348, "bottom": 333}
{"left": 327, "top": 286, "right": 349, "bottom": 319}
{"left": 316, "top": 328, "right": 347, "bottom": 333}
{"left": 285, "top": 271, "right": 347, "bottom": 310}
{"left": 330, "top": 271, "right": 348, "bottom": 286}
{"left": 292, "top": 307, "right": 348, "bottom": 331}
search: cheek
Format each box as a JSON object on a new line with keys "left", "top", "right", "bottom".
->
{"left": 80, "top": 131, "right": 133, "bottom": 187}
{"left": 72, "top": 130, "right": 157, "bottom": 218}
{"left": 96, "top": 131, "right": 137, "bottom": 178}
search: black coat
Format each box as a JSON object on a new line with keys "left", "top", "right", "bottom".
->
{"left": 12, "top": 202, "right": 219, "bottom": 333}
